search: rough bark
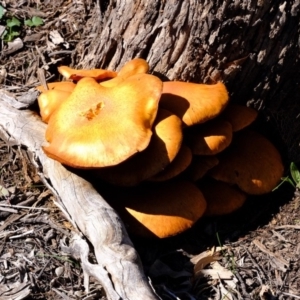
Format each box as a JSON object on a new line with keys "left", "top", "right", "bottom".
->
{"left": 75, "top": 0, "right": 300, "bottom": 161}
{"left": 0, "top": 94, "right": 159, "bottom": 300}
{"left": 1, "top": 1, "right": 300, "bottom": 300}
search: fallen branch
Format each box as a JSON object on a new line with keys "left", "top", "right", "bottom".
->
{"left": 0, "top": 95, "right": 159, "bottom": 300}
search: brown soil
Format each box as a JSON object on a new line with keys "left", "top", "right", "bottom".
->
{"left": 0, "top": 1, "right": 299, "bottom": 299}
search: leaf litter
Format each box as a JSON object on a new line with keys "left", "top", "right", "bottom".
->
{"left": 0, "top": 1, "right": 300, "bottom": 299}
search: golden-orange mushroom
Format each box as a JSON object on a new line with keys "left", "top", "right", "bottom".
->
{"left": 106, "top": 180, "right": 207, "bottom": 238}
{"left": 199, "top": 180, "right": 247, "bottom": 216}
{"left": 185, "top": 119, "right": 233, "bottom": 156}
{"left": 148, "top": 145, "right": 192, "bottom": 182}
{"left": 43, "top": 74, "right": 163, "bottom": 168}
{"left": 209, "top": 130, "right": 284, "bottom": 195}
{"left": 159, "top": 81, "right": 229, "bottom": 127}
{"left": 36, "top": 81, "right": 76, "bottom": 93}
{"left": 222, "top": 104, "right": 258, "bottom": 132}
{"left": 95, "top": 109, "right": 183, "bottom": 186}
{"left": 118, "top": 58, "right": 149, "bottom": 77}
{"left": 185, "top": 155, "right": 219, "bottom": 182}
{"left": 100, "top": 58, "right": 149, "bottom": 88}
{"left": 57, "top": 65, "right": 117, "bottom": 81}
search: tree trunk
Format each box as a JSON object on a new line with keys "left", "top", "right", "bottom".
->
{"left": 1, "top": 1, "right": 300, "bottom": 300}
{"left": 75, "top": 0, "right": 300, "bottom": 161}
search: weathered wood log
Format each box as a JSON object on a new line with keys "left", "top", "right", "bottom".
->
{"left": 75, "top": 0, "right": 300, "bottom": 161}
{"left": 0, "top": 94, "right": 159, "bottom": 300}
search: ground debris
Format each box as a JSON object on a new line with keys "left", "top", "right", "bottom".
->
{"left": 0, "top": 138, "right": 104, "bottom": 299}
{"left": 0, "top": 281, "right": 31, "bottom": 300}
{"left": 1, "top": 0, "right": 300, "bottom": 299}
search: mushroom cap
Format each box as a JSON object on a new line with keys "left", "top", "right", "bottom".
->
{"left": 36, "top": 81, "right": 76, "bottom": 93}
{"left": 101, "top": 58, "right": 149, "bottom": 88}
{"left": 57, "top": 65, "right": 117, "bottom": 81}
{"left": 148, "top": 144, "right": 192, "bottom": 182}
{"left": 38, "top": 89, "right": 72, "bottom": 123}
{"left": 95, "top": 108, "right": 183, "bottom": 186}
{"left": 185, "top": 119, "right": 233, "bottom": 155}
{"left": 209, "top": 130, "right": 284, "bottom": 195}
{"left": 107, "top": 180, "right": 207, "bottom": 238}
{"left": 199, "top": 180, "right": 247, "bottom": 216}
{"left": 222, "top": 104, "right": 258, "bottom": 132}
{"left": 118, "top": 58, "right": 149, "bottom": 77}
{"left": 185, "top": 155, "right": 219, "bottom": 182}
{"left": 159, "top": 81, "right": 229, "bottom": 127}
{"left": 43, "top": 74, "right": 163, "bottom": 168}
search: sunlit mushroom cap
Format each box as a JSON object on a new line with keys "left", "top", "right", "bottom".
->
{"left": 95, "top": 109, "right": 183, "bottom": 186}
{"left": 118, "top": 58, "right": 149, "bottom": 77}
{"left": 101, "top": 58, "right": 149, "bottom": 88}
{"left": 107, "top": 180, "right": 207, "bottom": 238}
{"left": 185, "top": 155, "right": 219, "bottom": 182}
{"left": 38, "top": 89, "right": 72, "bottom": 123}
{"left": 43, "top": 74, "right": 163, "bottom": 168}
{"left": 159, "top": 81, "right": 229, "bottom": 127}
{"left": 57, "top": 65, "right": 117, "bottom": 81}
{"left": 36, "top": 81, "right": 76, "bottom": 93}
{"left": 222, "top": 104, "right": 258, "bottom": 132}
{"left": 199, "top": 180, "right": 247, "bottom": 216}
{"left": 148, "top": 145, "right": 192, "bottom": 182}
{"left": 209, "top": 130, "right": 284, "bottom": 195}
{"left": 185, "top": 119, "right": 233, "bottom": 155}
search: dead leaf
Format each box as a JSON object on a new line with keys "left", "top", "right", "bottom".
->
{"left": 259, "top": 284, "right": 272, "bottom": 299}
{"left": 199, "top": 268, "right": 234, "bottom": 280}
{"left": 218, "top": 274, "right": 234, "bottom": 300}
{"left": 49, "top": 30, "right": 64, "bottom": 45}
{"left": 191, "top": 246, "right": 222, "bottom": 275}
{"left": 253, "top": 239, "right": 289, "bottom": 272}
{"left": 2, "top": 38, "right": 24, "bottom": 56}
{"left": 0, "top": 281, "right": 31, "bottom": 300}
{"left": 0, "top": 184, "right": 9, "bottom": 198}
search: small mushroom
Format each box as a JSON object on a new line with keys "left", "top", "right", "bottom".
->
{"left": 106, "top": 180, "right": 207, "bottom": 238}
{"left": 221, "top": 104, "right": 258, "bottom": 132}
{"left": 101, "top": 58, "right": 149, "bottom": 88}
{"left": 95, "top": 109, "right": 183, "bottom": 186}
{"left": 199, "top": 180, "right": 247, "bottom": 216}
{"left": 57, "top": 65, "right": 117, "bottom": 81}
{"left": 185, "top": 119, "right": 233, "bottom": 155}
{"left": 43, "top": 74, "right": 163, "bottom": 168}
{"left": 117, "top": 58, "right": 149, "bottom": 77}
{"left": 209, "top": 130, "right": 284, "bottom": 195}
{"left": 148, "top": 145, "right": 192, "bottom": 182}
{"left": 159, "top": 81, "right": 229, "bottom": 127}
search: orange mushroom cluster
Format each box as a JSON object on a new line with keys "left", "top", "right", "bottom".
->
{"left": 36, "top": 58, "right": 284, "bottom": 239}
